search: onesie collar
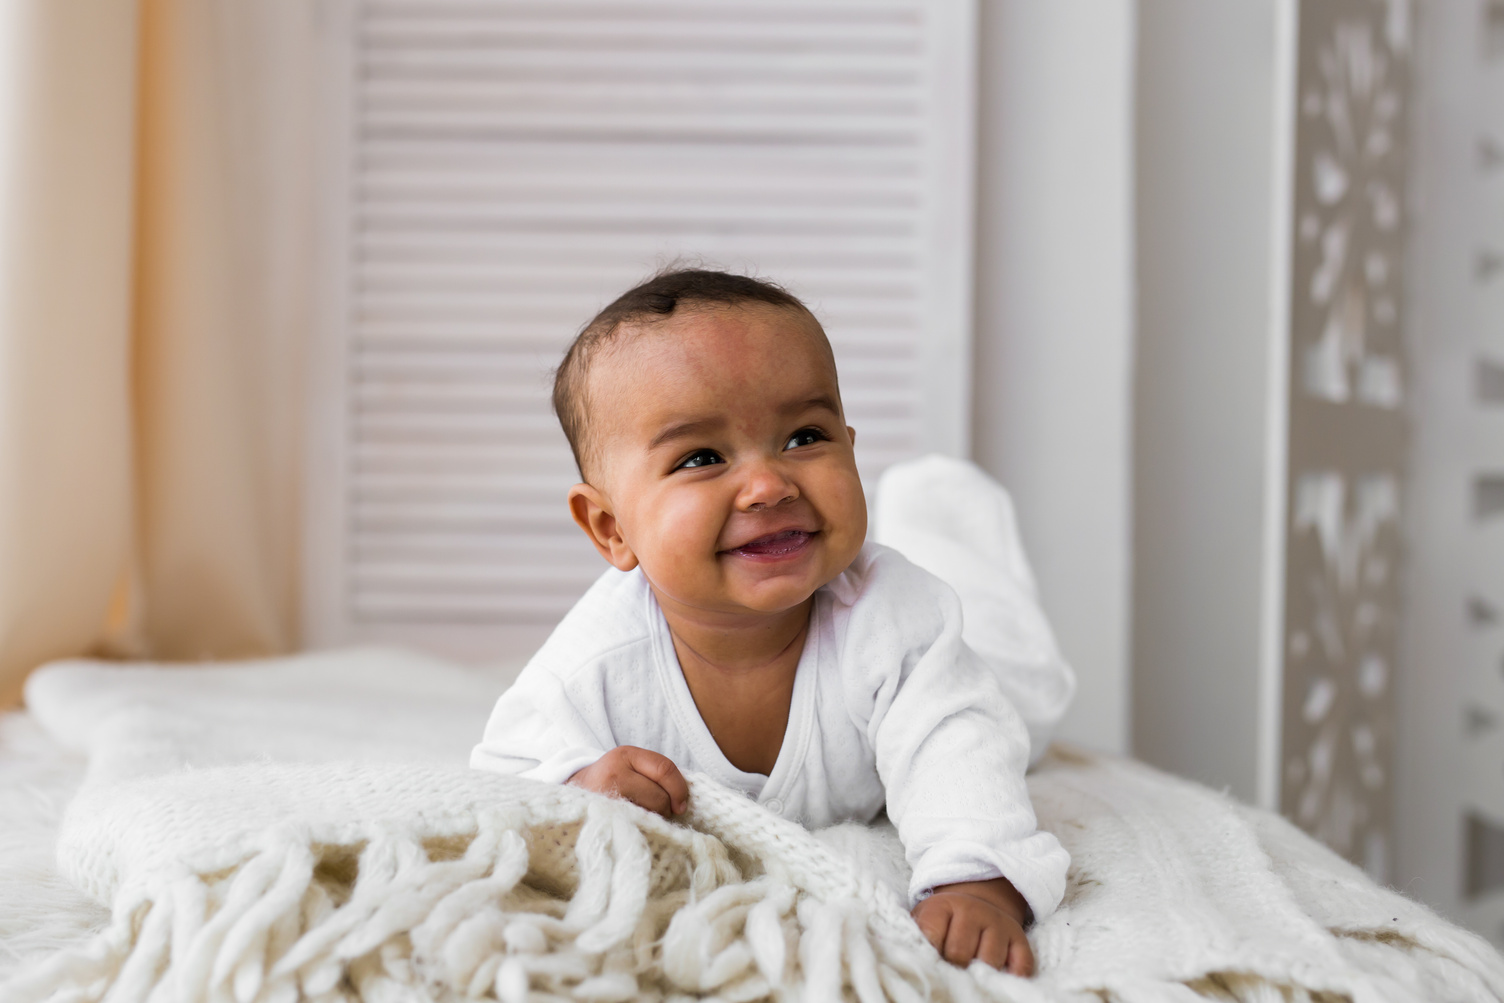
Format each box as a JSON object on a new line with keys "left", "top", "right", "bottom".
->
{"left": 643, "top": 585, "right": 819, "bottom": 808}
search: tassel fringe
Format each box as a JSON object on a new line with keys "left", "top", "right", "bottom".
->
{"left": 2, "top": 792, "right": 951, "bottom": 1003}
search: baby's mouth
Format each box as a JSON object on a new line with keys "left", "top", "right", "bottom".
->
{"left": 724, "top": 529, "right": 815, "bottom": 559}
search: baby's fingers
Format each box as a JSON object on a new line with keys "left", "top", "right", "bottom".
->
{"left": 941, "top": 908, "right": 985, "bottom": 967}
{"left": 613, "top": 770, "right": 677, "bottom": 817}
{"left": 623, "top": 747, "right": 689, "bottom": 814}
{"left": 1006, "top": 932, "right": 1035, "bottom": 977}
{"left": 912, "top": 900, "right": 952, "bottom": 957}
{"left": 977, "top": 924, "right": 1034, "bottom": 975}
{"left": 975, "top": 926, "right": 1011, "bottom": 971}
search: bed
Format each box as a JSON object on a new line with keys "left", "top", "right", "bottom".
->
{"left": 0, "top": 646, "right": 1501, "bottom": 1003}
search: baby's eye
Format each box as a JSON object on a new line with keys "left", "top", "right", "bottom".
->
{"left": 677, "top": 449, "right": 724, "bottom": 470}
{"left": 784, "top": 427, "right": 828, "bottom": 450}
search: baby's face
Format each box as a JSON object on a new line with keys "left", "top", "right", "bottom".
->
{"left": 577, "top": 302, "right": 867, "bottom": 619}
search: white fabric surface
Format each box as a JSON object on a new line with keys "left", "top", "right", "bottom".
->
{"left": 7, "top": 649, "right": 1504, "bottom": 1003}
{"left": 472, "top": 541, "right": 1068, "bottom": 917}
{"left": 0, "top": 711, "right": 105, "bottom": 983}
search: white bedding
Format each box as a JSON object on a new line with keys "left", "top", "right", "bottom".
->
{"left": 0, "top": 710, "right": 106, "bottom": 981}
{"left": 3, "top": 649, "right": 1503, "bottom": 1003}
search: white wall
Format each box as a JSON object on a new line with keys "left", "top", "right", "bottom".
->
{"left": 971, "top": 0, "right": 1137, "bottom": 754}
{"left": 1129, "top": 0, "right": 1286, "bottom": 803}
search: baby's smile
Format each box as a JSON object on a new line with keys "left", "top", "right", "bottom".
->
{"left": 721, "top": 528, "right": 818, "bottom": 561}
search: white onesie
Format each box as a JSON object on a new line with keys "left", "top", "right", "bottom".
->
{"left": 470, "top": 540, "right": 1070, "bottom": 921}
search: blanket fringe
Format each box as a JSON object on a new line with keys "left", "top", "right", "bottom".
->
{"left": 13, "top": 768, "right": 1504, "bottom": 1003}
{"left": 2, "top": 797, "right": 962, "bottom": 1003}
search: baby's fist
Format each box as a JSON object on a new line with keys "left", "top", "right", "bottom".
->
{"left": 567, "top": 745, "right": 689, "bottom": 818}
{"left": 911, "top": 878, "right": 1035, "bottom": 976}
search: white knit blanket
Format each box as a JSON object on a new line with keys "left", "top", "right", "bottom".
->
{"left": 5, "top": 649, "right": 1502, "bottom": 1003}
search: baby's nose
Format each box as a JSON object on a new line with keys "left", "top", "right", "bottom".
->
{"left": 739, "top": 464, "right": 799, "bottom": 509}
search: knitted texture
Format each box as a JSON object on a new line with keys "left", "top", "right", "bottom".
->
{"left": 6, "top": 649, "right": 1504, "bottom": 1003}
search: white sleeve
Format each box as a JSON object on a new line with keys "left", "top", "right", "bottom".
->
{"left": 845, "top": 551, "right": 1070, "bottom": 920}
{"left": 874, "top": 455, "right": 1076, "bottom": 763}
{"left": 469, "top": 667, "right": 610, "bottom": 785}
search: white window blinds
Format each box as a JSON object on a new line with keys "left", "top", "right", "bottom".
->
{"left": 305, "top": 0, "right": 977, "bottom": 663}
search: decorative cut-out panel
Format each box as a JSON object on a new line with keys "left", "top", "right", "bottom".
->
{"left": 1478, "top": 358, "right": 1504, "bottom": 404}
{"left": 1477, "top": 476, "right": 1504, "bottom": 520}
{"left": 1293, "top": 11, "right": 1407, "bottom": 410}
{"left": 1470, "top": 596, "right": 1501, "bottom": 627}
{"left": 1278, "top": 0, "right": 1409, "bottom": 880}
{"left": 1486, "top": 0, "right": 1504, "bottom": 60}
{"left": 1281, "top": 470, "right": 1400, "bottom": 874}
{"left": 1468, "top": 811, "right": 1504, "bottom": 900}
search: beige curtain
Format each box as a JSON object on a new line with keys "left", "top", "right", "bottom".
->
{"left": 0, "top": 0, "right": 315, "bottom": 706}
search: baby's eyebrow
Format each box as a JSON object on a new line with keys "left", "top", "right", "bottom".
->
{"left": 782, "top": 393, "right": 842, "bottom": 417}
{"left": 647, "top": 394, "right": 842, "bottom": 450}
{"left": 648, "top": 417, "right": 722, "bottom": 450}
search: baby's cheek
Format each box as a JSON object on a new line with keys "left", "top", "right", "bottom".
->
{"left": 653, "top": 491, "right": 725, "bottom": 549}
{"left": 631, "top": 491, "right": 728, "bottom": 587}
{"left": 823, "top": 474, "right": 868, "bottom": 555}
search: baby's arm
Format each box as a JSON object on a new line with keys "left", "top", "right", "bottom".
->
{"left": 878, "top": 643, "right": 1061, "bottom": 975}
{"left": 846, "top": 551, "right": 1069, "bottom": 975}
{"left": 872, "top": 642, "right": 1065, "bottom": 972}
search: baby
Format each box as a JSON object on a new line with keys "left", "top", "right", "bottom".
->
{"left": 471, "top": 269, "right": 1069, "bottom": 975}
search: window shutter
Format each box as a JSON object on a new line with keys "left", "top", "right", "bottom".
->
{"left": 305, "top": 0, "right": 977, "bottom": 664}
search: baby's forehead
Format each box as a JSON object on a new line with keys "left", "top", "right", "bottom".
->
{"left": 574, "top": 300, "right": 840, "bottom": 472}
{"left": 611, "top": 300, "right": 829, "bottom": 369}
{"left": 588, "top": 304, "right": 837, "bottom": 420}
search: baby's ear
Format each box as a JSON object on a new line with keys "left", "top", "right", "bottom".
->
{"left": 568, "top": 483, "right": 639, "bottom": 572}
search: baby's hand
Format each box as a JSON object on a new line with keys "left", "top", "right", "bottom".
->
{"left": 911, "top": 878, "right": 1035, "bottom": 976}
{"left": 567, "top": 746, "right": 689, "bottom": 818}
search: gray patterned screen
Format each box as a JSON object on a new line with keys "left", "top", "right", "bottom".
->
{"left": 1278, "top": 0, "right": 1409, "bottom": 880}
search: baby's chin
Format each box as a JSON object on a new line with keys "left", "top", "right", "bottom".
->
{"left": 717, "top": 563, "right": 853, "bottom": 614}
{"left": 652, "top": 572, "right": 824, "bottom": 619}
{"left": 726, "top": 586, "right": 823, "bottom": 616}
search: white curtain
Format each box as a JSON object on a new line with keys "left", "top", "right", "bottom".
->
{"left": 0, "top": 0, "right": 316, "bottom": 704}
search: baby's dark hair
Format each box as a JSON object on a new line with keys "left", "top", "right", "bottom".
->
{"left": 554, "top": 267, "right": 825, "bottom": 479}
